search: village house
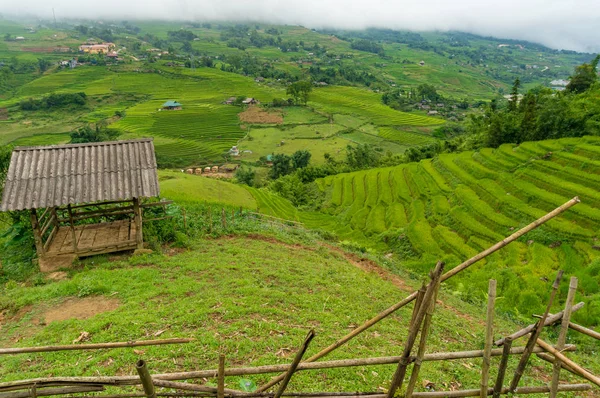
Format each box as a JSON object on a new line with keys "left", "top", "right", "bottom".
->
{"left": 223, "top": 96, "right": 236, "bottom": 105}
{"left": 419, "top": 60, "right": 425, "bottom": 66}
{"left": 161, "top": 100, "right": 182, "bottom": 110}
{"left": 15, "top": 36, "right": 25, "bottom": 41}
{"left": 255, "top": 76, "right": 265, "bottom": 83}
{"left": 79, "top": 43, "right": 115, "bottom": 54}
{"left": 229, "top": 146, "right": 240, "bottom": 156}
{"left": 428, "top": 110, "right": 439, "bottom": 116}
{"left": 242, "top": 98, "right": 259, "bottom": 105}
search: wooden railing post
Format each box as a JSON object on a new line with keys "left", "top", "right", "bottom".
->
{"left": 29, "top": 209, "right": 45, "bottom": 257}
{"left": 135, "top": 360, "right": 156, "bottom": 398}
{"left": 133, "top": 198, "right": 143, "bottom": 249}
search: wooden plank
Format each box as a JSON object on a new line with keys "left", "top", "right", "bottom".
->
{"left": 30, "top": 209, "right": 45, "bottom": 256}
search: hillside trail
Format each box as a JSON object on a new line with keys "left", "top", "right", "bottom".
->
{"left": 227, "top": 234, "right": 482, "bottom": 326}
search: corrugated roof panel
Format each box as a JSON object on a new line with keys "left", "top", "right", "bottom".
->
{"left": 0, "top": 139, "right": 159, "bottom": 211}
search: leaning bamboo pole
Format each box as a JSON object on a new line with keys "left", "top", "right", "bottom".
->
{"left": 387, "top": 262, "right": 444, "bottom": 398}
{"left": 509, "top": 271, "right": 563, "bottom": 392}
{"left": 0, "top": 345, "right": 578, "bottom": 392}
{"left": 492, "top": 337, "right": 512, "bottom": 398}
{"left": 256, "top": 197, "right": 580, "bottom": 392}
{"left": 495, "top": 302, "right": 584, "bottom": 346}
{"left": 550, "top": 276, "right": 578, "bottom": 398}
{"left": 274, "top": 331, "right": 315, "bottom": 398}
{"left": 536, "top": 339, "right": 600, "bottom": 387}
{"left": 136, "top": 360, "right": 156, "bottom": 398}
{"left": 0, "top": 339, "right": 194, "bottom": 356}
{"left": 218, "top": 355, "right": 225, "bottom": 398}
{"left": 568, "top": 321, "right": 600, "bottom": 340}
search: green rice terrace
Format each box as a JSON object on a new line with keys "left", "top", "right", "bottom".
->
{"left": 239, "top": 136, "right": 600, "bottom": 326}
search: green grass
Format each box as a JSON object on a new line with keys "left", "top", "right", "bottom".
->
{"left": 158, "top": 170, "right": 257, "bottom": 209}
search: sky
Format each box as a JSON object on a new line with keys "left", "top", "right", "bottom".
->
{"left": 2, "top": 0, "right": 599, "bottom": 53}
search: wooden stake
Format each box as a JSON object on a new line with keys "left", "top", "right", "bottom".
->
{"left": 135, "top": 360, "right": 156, "bottom": 398}
{"left": 509, "top": 270, "right": 563, "bottom": 392}
{"left": 133, "top": 198, "right": 143, "bottom": 250}
{"left": 0, "top": 338, "right": 193, "bottom": 356}
{"left": 492, "top": 337, "right": 512, "bottom": 398}
{"left": 536, "top": 339, "right": 600, "bottom": 387}
{"left": 550, "top": 276, "right": 578, "bottom": 398}
{"left": 217, "top": 355, "right": 225, "bottom": 398}
{"left": 480, "top": 280, "right": 496, "bottom": 398}
{"left": 405, "top": 281, "right": 440, "bottom": 398}
{"left": 274, "top": 330, "right": 315, "bottom": 398}
{"left": 66, "top": 204, "right": 78, "bottom": 253}
{"left": 257, "top": 198, "right": 579, "bottom": 393}
{"left": 495, "top": 302, "right": 584, "bottom": 346}
{"left": 387, "top": 262, "right": 445, "bottom": 398}
{"left": 29, "top": 209, "right": 45, "bottom": 257}
{"left": 409, "top": 285, "right": 426, "bottom": 330}
{"left": 221, "top": 208, "right": 226, "bottom": 229}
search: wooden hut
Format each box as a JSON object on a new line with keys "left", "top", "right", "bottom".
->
{"left": 0, "top": 139, "right": 161, "bottom": 261}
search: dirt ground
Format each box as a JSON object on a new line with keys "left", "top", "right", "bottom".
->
{"left": 43, "top": 296, "right": 120, "bottom": 323}
{"left": 238, "top": 105, "right": 283, "bottom": 124}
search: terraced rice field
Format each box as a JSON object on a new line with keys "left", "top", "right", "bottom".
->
{"left": 250, "top": 136, "right": 600, "bottom": 324}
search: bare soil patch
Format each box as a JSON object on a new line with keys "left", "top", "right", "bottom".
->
{"left": 238, "top": 106, "right": 283, "bottom": 124}
{"left": 44, "top": 297, "right": 120, "bottom": 323}
{"left": 0, "top": 108, "right": 8, "bottom": 120}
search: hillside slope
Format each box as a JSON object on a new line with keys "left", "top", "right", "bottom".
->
{"left": 1, "top": 235, "right": 598, "bottom": 396}
{"left": 249, "top": 136, "right": 600, "bottom": 324}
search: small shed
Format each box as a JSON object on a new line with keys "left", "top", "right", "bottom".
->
{"left": 162, "top": 100, "right": 182, "bottom": 110}
{"left": 0, "top": 139, "right": 161, "bottom": 260}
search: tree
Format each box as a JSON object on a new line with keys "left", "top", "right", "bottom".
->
{"left": 269, "top": 154, "right": 292, "bottom": 179}
{"left": 346, "top": 144, "right": 380, "bottom": 170}
{"left": 291, "top": 150, "right": 311, "bottom": 169}
{"left": 566, "top": 55, "right": 600, "bottom": 94}
{"left": 38, "top": 58, "right": 51, "bottom": 73}
{"left": 70, "top": 124, "right": 120, "bottom": 144}
{"left": 235, "top": 168, "right": 255, "bottom": 186}
{"left": 508, "top": 78, "right": 520, "bottom": 112}
{"left": 4, "top": 33, "right": 12, "bottom": 41}
{"left": 417, "top": 84, "right": 439, "bottom": 101}
{"left": 286, "top": 81, "right": 312, "bottom": 105}
{"left": 181, "top": 41, "right": 193, "bottom": 53}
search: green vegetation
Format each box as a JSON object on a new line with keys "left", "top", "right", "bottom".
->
{"left": 245, "top": 136, "right": 600, "bottom": 326}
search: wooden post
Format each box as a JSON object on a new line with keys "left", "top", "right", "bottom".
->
{"left": 135, "top": 360, "right": 156, "bottom": 398}
{"left": 217, "top": 355, "right": 225, "bottom": 398}
{"left": 66, "top": 204, "right": 78, "bottom": 254}
{"left": 133, "top": 198, "right": 143, "bottom": 249}
{"left": 221, "top": 208, "right": 226, "bottom": 229}
{"left": 387, "top": 262, "right": 445, "bottom": 398}
{"left": 409, "top": 285, "right": 426, "bottom": 330}
{"left": 405, "top": 282, "right": 440, "bottom": 398}
{"left": 509, "top": 270, "right": 563, "bottom": 392}
{"left": 492, "top": 337, "right": 512, "bottom": 398}
{"left": 274, "top": 330, "right": 316, "bottom": 398}
{"left": 29, "top": 209, "right": 45, "bottom": 257}
{"left": 480, "top": 280, "right": 496, "bottom": 398}
{"left": 550, "top": 277, "right": 578, "bottom": 398}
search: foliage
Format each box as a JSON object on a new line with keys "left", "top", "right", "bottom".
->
{"left": 20, "top": 92, "right": 87, "bottom": 111}
{"left": 565, "top": 55, "right": 599, "bottom": 93}
{"left": 345, "top": 144, "right": 380, "bottom": 170}
{"left": 269, "top": 153, "right": 293, "bottom": 179}
{"left": 70, "top": 124, "right": 121, "bottom": 143}
{"left": 350, "top": 39, "right": 384, "bottom": 55}
{"left": 286, "top": 81, "right": 312, "bottom": 105}
{"left": 291, "top": 150, "right": 311, "bottom": 169}
{"left": 235, "top": 167, "right": 256, "bottom": 187}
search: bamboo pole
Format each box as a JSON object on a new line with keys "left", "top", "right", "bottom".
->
{"left": 495, "top": 302, "right": 584, "bottom": 346}
{"left": 491, "top": 337, "right": 512, "bottom": 398}
{"left": 387, "top": 262, "right": 445, "bottom": 398}
{"left": 66, "top": 204, "right": 78, "bottom": 254}
{"left": 151, "top": 380, "right": 239, "bottom": 395}
{"left": 0, "top": 338, "right": 194, "bottom": 356}
{"left": 218, "top": 355, "right": 225, "bottom": 398}
{"left": 509, "top": 270, "right": 563, "bottom": 392}
{"left": 550, "top": 276, "right": 578, "bottom": 398}
{"left": 133, "top": 198, "right": 144, "bottom": 250}
{"left": 536, "top": 353, "right": 577, "bottom": 375}
{"left": 221, "top": 208, "right": 226, "bottom": 229}
{"left": 256, "top": 197, "right": 580, "bottom": 392}
{"left": 0, "top": 345, "right": 577, "bottom": 392}
{"left": 567, "top": 321, "right": 600, "bottom": 340}
{"left": 409, "top": 285, "right": 426, "bottom": 330}
{"left": 274, "top": 330, "right": 315, "bottom": 398}
{"left": 409, "top": 383, "right": 591, "bottom": 397}
{"left": 480, "top": 280, "right": 496, "bottom": 398}
{"left": 537, "top": 339, "right": 600, "bottom": 387}
{"left": 136, "top": 360, "right": 156, "bottom": 398}
{"left": 0, "top": 386, "right": 104, "bottom": 398}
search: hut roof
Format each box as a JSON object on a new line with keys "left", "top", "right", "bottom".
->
{"left": 1, "top": 139, "right": 159, "bottom": 211}
{"left": 162, "top": 100, "right": 182, "bottom": 107}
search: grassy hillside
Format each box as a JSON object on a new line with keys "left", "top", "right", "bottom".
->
{"left": 246, "top": 136, "right": 600, "bottom": 325}
{"left": 1, "top": 234, "right": 598, "bottom": 396}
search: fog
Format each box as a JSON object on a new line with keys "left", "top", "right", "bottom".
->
{"left": 2, "top": 0, "right": 599, "bottom": 53}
